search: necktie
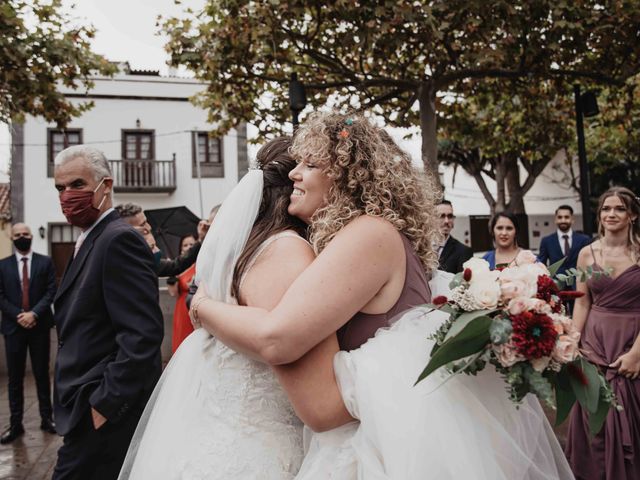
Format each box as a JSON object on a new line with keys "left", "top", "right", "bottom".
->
{"left": 74, "top": 236, "right": 84, "bottom": 258}
{"left": 562, "top": 234, "right": 570, "bottom": 256}
{"left": 21, "top": 257, "right": 29, "bottom": 311}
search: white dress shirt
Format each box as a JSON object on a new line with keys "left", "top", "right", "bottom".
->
{"left": 556, "top": 229, "right": 573, "bottom": 252}
{"left": 15, "top": 250, "right": 33, "bottom": 283}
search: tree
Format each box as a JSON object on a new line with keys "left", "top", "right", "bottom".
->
{"left": 0, "top": 0, "right": 114, "bottom": 127}
{"left": 438, "top": 79, "right": 575, "bottom": 215}
{"left": 162, "top": 0, "right": 640, "bottom": 186}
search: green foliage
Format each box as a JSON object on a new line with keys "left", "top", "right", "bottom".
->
{"left": 557, "top": 266, "right": 612, "bottom": 286}
{"left": 0, "top": 0, "right": 115, "bottom": 126}
{"left": 162, "top": 0, "right": 640, "bottom": 178}
{"left": 416, "top": 314, "right": 491, "bottom": 384}
{"left": 524, "top": 367, "right": 555, "bottom": 408}
{"left": 489, "top": 316, "right": 512, "bottom": 345}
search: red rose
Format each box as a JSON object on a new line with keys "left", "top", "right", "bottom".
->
{"left": 558, "top": 291, "right": 585, "bottom": 300}
{"left": 432, "top": 295, "right": 448, "bottom": 306}
{"left": 463, "top": 268, "right": 472, "bottom": 282}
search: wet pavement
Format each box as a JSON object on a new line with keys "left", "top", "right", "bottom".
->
{"left": 0, "top": 376, "right": 61, "bottom": 480}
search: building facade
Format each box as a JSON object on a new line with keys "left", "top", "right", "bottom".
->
{"left": 10, "top": 65, "right": 248, "bottom": 280}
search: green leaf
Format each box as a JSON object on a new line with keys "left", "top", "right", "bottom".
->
{"left": 445, "top": 310, "right": 496, "bottom": 341}
{"left": 587, "top": 385, "right": 611, "bottom": 437}
{"left": 554, "top": 368, "right": 577, "bottom": 427}
{"left": 416, "top": 315, "right": 492, "bottom": 385}
{"left": 548, "top": 257, "right": 566, "bottom": 277}
{"left": 569, "top": 358, "right": 601, "bottom": 413}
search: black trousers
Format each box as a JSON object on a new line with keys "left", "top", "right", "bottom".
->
{"left": 3, "top": 327, "right": 52, "bottom": 427}
{"left": 52, "top": 404, "right": 143, "bottom": 480}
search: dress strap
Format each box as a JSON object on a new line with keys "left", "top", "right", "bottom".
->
{"left": 239, "top": 231, "right": 309, "bottom": 290}
{"left": 589, "top": 242, "right": 597, "bottom": 266}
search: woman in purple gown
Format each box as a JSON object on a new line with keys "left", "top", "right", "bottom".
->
{"left": 565, "top": 186, "right": 640, "bottom": 480}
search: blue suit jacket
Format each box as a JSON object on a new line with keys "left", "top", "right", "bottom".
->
{"left": 538, "top": 231, "right": 591, "bottom": 275}
{"left": 0, "top": 252, "right": 56, "bottom": 336}
{"left": 53, "top": 211, "right": 164, "bottom": 435}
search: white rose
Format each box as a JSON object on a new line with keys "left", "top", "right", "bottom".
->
{"left": 524, "top": 298, "right": 552, "bottom": 315}
{"left": 552, "top": 334, "right": 580, "bottom": 363}
{"left": 507, "top": 297, "right": 528, "bottom": 315}
{"left": 463, "top": 257, "right": 491, "bottom": 275}
{"left": 499, "top": 266, "right": 537, "bottom": 299}
{"left": 467, "top": 274, "right": 501, "bottom": 309}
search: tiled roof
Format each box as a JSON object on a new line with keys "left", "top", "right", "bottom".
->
{"left": 0, "top": 183, "right": 11, "bottom": 221}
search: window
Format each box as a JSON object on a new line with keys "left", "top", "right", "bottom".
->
{"left": 47, "top": 129, "right": 82, "bottom": 177}
{"left": 192, "top": 132, "right": 224, "bottom": 178}
{"left": 48, "top": 223, "right": 80, "bottom": 284}
{"left": 122, "top": 130, "right": 154, "bottom": 159}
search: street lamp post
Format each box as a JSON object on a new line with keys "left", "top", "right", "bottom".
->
{"left": 289, "top": 73, "right": 307, "bottom": 129}
{"left": 573, "top": 85, "right": 599, "bottom": 237}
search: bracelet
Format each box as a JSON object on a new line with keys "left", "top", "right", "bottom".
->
{"left": 189, "top": 296, "right": 210, "bottom": 323}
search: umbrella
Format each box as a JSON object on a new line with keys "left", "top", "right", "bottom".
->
{"left": 144, "top": 206, "right": 201, "bottom": 259}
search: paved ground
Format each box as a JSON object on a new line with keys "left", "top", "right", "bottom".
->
{"left": 0, "top": 377, "right": 62, "bottom": 480}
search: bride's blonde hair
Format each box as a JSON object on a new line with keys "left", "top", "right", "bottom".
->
{"left": 290, "top": 111, "right": 440, "bottom": 271}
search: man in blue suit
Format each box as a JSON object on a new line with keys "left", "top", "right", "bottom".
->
{"left": 538, "top": 205, "right": 592, "bottom": 286}
{"left": 52, "top": 145, "right": 163, "bottom": 479}
{"left": 0, "top": 223, "right": 57, "bottom": 443}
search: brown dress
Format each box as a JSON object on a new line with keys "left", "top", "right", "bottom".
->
{"left": 337, "top": 234, "right": 432, "bottom": 351}
{"left": 565, "top": 261, "right": 640, "bottom": 480}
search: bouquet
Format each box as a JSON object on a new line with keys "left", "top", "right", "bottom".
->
{"left": 417, "top": 251, "right": 617, "bottom": 435}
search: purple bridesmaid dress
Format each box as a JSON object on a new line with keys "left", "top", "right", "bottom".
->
{"left": 565, "top": 262, "right": 640, "bottom": 480}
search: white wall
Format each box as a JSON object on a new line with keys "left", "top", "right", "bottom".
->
{"left": 20, "top": 74, "right": 243, "bottom": 254}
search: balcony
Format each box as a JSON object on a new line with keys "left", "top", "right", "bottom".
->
{"left": 109, "top": 158, "right": 176, "bottom": 193}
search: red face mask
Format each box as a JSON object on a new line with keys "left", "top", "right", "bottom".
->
{"left": 59, "top": 179, "right": 107, "bottom": 229}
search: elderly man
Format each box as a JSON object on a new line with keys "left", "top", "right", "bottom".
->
{"left": 52, "top": 146, "right": 163, "bottom": 479}
{"left": 0, "top": 223, "right": 57, "bottom": 443}
{"left": 436, "top": 200, "right": 473, "bottom": 274}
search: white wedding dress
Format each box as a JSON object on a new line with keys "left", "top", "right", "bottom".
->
{"left": 119, "top": 172, "right": 304, "bottom": 479}
{"left": 296, "top": 272, "right": 575, "bottom": 479}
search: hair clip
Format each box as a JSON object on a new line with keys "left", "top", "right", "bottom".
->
{"left": 338, "top": 129, "right": 349, "bottom": 138}
{"left": 345, "top": 118, "right": 354, "bottom": 126}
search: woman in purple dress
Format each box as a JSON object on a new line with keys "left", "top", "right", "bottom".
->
{"left": 566, "top": 186, "right": 640, "bottom": 480}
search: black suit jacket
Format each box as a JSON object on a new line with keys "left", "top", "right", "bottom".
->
{"left": 53, "top": 211, "right": 164, "bottom": 435}
{"left": 0, "top": 252, "right": 56, "bottom": 336}
{"left": 438, "top": 236, "right": 474, "bottom": 274}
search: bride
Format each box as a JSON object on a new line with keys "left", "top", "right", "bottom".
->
{"left": 118, "top": 137, "right": 315, "bottom": 479}
{"left": 192, "top": 111, "right": 575, "bottom": 479}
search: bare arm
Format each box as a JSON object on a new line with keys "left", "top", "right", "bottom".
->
{"left": 572, "top": 246, "right": 592, "bottom": 334}
{"left": 238, "top": 236, "right": 353, "bottom": 429}
{"left": 195, "top": 216, "right": 402, "bottom": 365}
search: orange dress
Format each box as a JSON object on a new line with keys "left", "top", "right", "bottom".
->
{"left": 171, "top": 263, "right": 196, "bottom": 353}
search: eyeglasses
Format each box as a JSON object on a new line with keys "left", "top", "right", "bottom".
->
{"left": 438, "top": 214, "right": 456, "bottom": 220}
{"left": 12, "top": 232, "right": 31, "bottom": 238}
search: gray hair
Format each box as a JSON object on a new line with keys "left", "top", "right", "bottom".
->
{"left": 54, "top": 145, "right": 112, "bottom": 181}
{"left": 114, "top": 202, "right": 143, "bottom": 219}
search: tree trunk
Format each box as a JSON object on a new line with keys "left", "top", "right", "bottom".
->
{"left": 505, "top": 155, "right": 526, "bottom": 214}
{"left": 494, "top": 155, "right": 507, "bottom": 214}
{"left": 418, "top": 82, "right": 442, "bottom": 190}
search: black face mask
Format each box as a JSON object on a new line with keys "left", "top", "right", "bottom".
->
{"left": 13, "top": 237, "right": 32, "bottom": 253}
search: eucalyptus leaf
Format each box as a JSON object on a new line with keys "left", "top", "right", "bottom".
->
{"left": 548, "top": 257, "right": 566, "bottom": 277}
{"left": 416, "top": 316, "right": 492, "bottom": 384}
{"left": 445, "top": 310, "right": 497, "bottom": 341}
{"left": 587, "top": 386, "right": 611, "bottom": 437}
{"left": 554, "top": 368, "right": 577, "bottom": 427}
{"left": 569, "top": 359, "right": 601, "bottom": 413}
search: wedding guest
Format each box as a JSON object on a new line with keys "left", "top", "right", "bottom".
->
{"left": 538, "top": 205, "right": 591, "bottom": 283}
{"left": 565, "top": 186, "right": 640, "bottom": 480}
{"left": 52, "top": 146, "right": 164, "bottom": 479}
{"left": 0, "top": 223, "right": 57, "bottom": 443}
{"left": 167, "top": 234, "right": 198, "bottom": 352}
{"left": 436, "top": 200, "right": 473, "bottom": 274}
{"left": 482, "top": 211, "right": 522, "bottom": 270}
{"left": 115, "top": 202, "right": 207, "bottom": 277}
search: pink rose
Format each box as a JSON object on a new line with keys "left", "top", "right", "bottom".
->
{"left": 493, "top": 342, "right": 525, "bottom": 367}
{"left": 552, "top": 334, "right": 580, "bottom": 363}
{"left": 515, "top": 249, "right": 538, "bottom": 266}
{"left": 507, "top": 297, "right": 528, "bottom": 315}
{"left": 501, "top": 279, "right": 529, "bottom": 301}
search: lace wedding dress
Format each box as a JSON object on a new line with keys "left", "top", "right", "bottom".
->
{"left": 119, "top": 172, "right": 304, "bottom": 479}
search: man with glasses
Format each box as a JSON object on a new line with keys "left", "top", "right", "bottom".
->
{"left": 436, "top": 200, "right": 473, "bottom": 274}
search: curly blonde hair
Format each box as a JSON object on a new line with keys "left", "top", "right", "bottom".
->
{"left": 290, "top": 111, "right": 441, "bottom": 271}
